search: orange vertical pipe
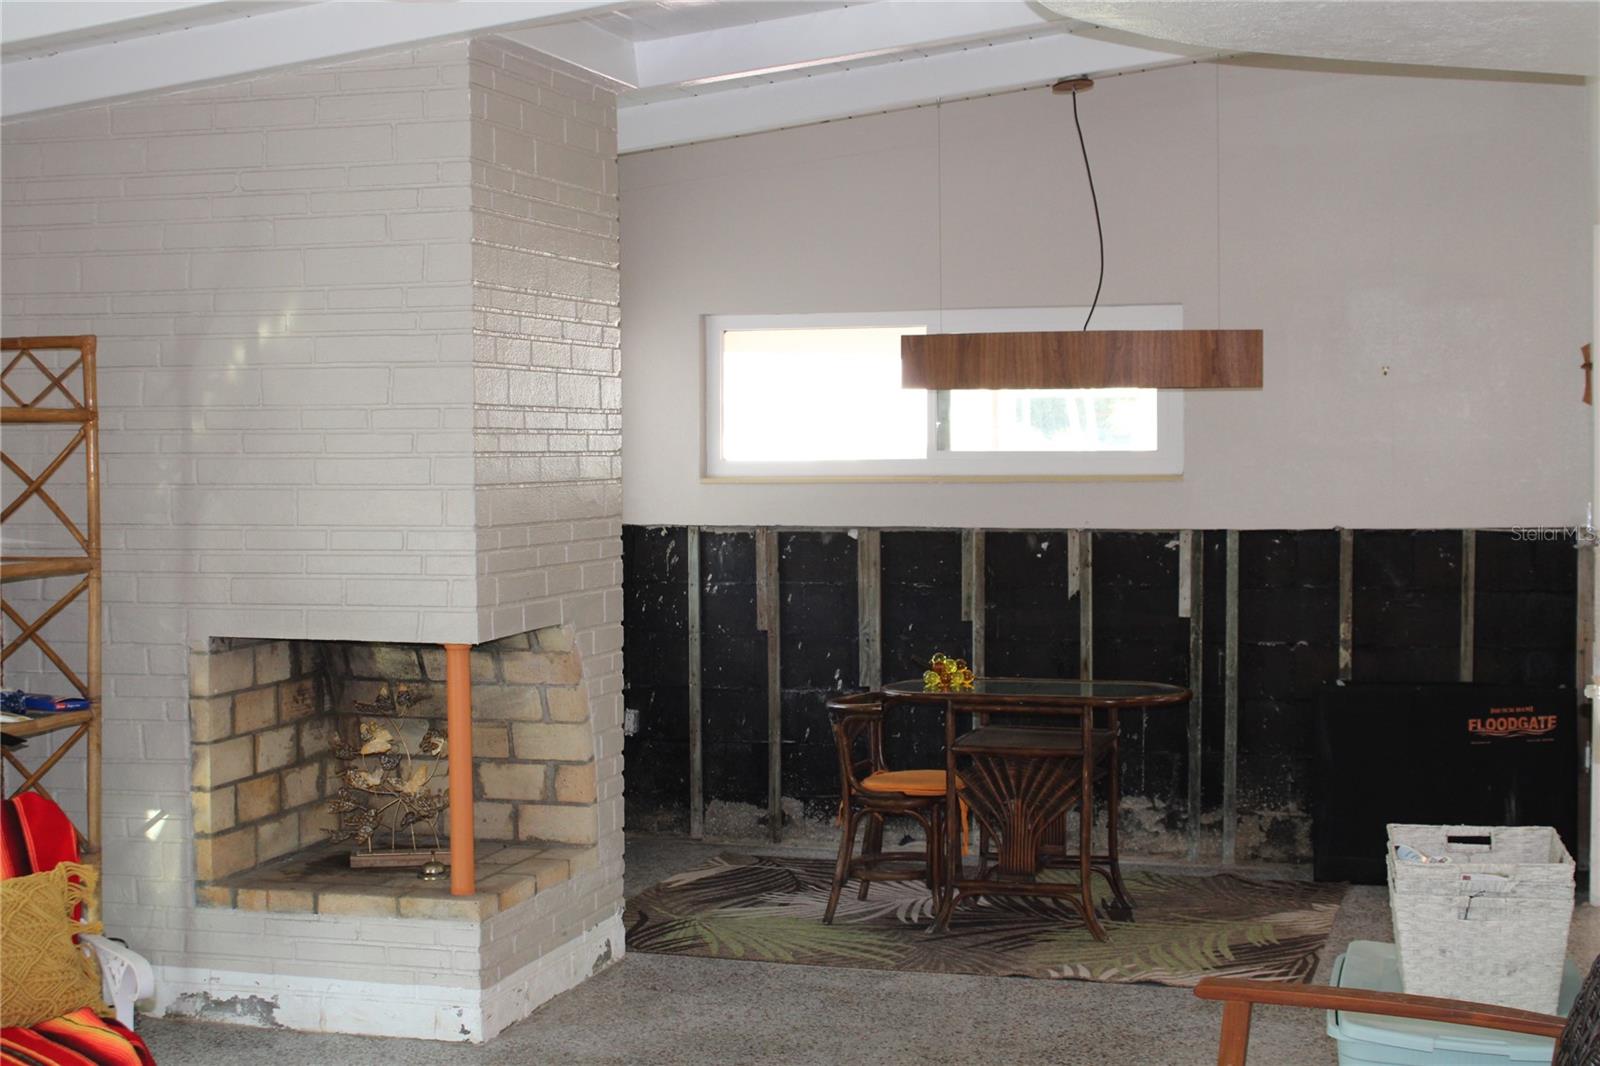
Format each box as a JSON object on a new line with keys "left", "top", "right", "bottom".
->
{"left": 444, "top": 643, "right": 475, "bottom": 896}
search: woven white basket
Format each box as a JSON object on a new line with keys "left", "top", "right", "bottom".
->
{"left": 1386, "top": 824, "right": 1573, "bottom": 1014}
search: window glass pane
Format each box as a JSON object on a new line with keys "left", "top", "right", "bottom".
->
{"left": 943, "top": 388, "right": 1158, "bottom": 452}
{"left": 720, "top": 327, "right": 927, "bottom": 462}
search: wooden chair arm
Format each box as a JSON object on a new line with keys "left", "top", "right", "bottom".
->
{"left": 1194, "top": 977, "right": 1565, "bottom": 1039}
{"left": 1195, "top": 977, "right": 1565, "bottom": 1065}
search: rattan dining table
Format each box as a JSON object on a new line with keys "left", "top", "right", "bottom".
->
{"left": 879, "top": 677, "right": 1191, "bottom": 940}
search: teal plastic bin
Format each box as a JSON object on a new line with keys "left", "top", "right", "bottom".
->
{"left": 1327, "top": 941, "right": 1577, "bottom": 1065}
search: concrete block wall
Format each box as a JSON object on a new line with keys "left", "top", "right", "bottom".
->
{"left": 1, "top": 35, "right": 625, "bottom": 1031}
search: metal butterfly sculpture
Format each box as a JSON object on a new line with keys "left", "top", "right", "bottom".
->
{"left": 326, "top": 684, "right": 449, "bottom": 855}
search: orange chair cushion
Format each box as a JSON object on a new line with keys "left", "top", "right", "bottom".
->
{"left": 854, "top": 771, "right": 969, "bottom": 853}
{"left": 859, "top": 770, "right": 957, "bottom": 796}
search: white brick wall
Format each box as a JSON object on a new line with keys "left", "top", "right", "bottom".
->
{"left": 466, "top": 37, "right": 625, "bottom": 909}
{"left": 1, "top": 38, "right": 625, "bottom": 1013}
{"left": 2, "top": 45, "right": 479, "bottom": 956}
{"left": 3, "top": 43, "right": 479, "bottom": 652}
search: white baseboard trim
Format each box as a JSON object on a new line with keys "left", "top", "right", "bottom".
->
{"left": 150, "top": 964, "right": 481, "bottom": 1042}
{"left": 150, "top": 913, "right": 626, "bottom": 1044}
{"left": 480, "top": 912, "right": 626, "bottom": 1042}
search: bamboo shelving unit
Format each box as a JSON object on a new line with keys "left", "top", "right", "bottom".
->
{"left": 1, "top": 336, "right": 102, "bottom": 860}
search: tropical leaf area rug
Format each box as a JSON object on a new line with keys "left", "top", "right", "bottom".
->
{"left": 625, "top": 853, "right": 1346, "bottom": 987}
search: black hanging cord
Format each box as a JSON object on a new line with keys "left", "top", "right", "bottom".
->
{"left": 1071, "top": 87, "right": 1104, "bottom": 331}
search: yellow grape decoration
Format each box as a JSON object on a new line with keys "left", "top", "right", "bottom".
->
{"left": 922, "top": 652, "right": 975, "bottom": 692}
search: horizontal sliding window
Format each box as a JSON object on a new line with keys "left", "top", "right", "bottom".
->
{"left": 704, "top": 306, "right": 1183, "bottom": 480}
{"left": 942, "top": 387, "right": 1158, "bottom": 453}
{"left": 721, "top": 326, "right": 926, "bottom": 462}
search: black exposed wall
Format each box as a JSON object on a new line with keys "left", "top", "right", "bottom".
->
{"left": 1093, "top": 533, "right": 1190, "bottom": 809}
{"left": 701, "top": 532, "right": 769, "bottom": 806}
{"left": 1475, "top": 531, "right": 1578, "bottom": 684}
{"left": 621, "top": 526, "right": 1578, "bottom": 861}
{"left": 984, "top": 531, "right": 1078, "bottom": 679}
{"left": 621, "top": 526, "right": 688, "bottom": 812}
{"left": 879, "top": 531, "right": 966, "bottom": 777}
{"left": 1232, "top": 532, "right": 1341, "bottom": 851}
{"left": 779, "top": 531, "right": 859, "bottom": 814}
{"left": 1353, "top": 531, "right": 1461, "bottom": 683}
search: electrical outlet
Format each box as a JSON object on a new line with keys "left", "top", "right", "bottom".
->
{"left": 623, "top": 706, "right": 640, "bottom": 736}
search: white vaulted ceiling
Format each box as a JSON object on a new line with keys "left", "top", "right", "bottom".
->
{"left": 0, "top": 1, "right": 626, "bottom": 116}
{"left": 1041, "top": 1, "right": 1600, "bottom": 78}
{"left": 0, "top": 0, "right": 1590, "bottom": 152}
{"left": 0, "top": 0, "right": 1195, "bottom": 149}
{"left": 561, "top": 2, "right": 1197, "bottom": 151}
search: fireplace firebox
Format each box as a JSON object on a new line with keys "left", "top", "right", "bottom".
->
{"left": 190, "top": 628, "right": 598, "bottom": 919}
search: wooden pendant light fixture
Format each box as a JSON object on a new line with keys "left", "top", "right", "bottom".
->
{"left": 901, "top": 76, "right": 1263, "bottom": 392}
{"left": 902, "top": 329, "right": 1263, "bottom": 390}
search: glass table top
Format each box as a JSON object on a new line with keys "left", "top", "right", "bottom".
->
{"left": 880, "top": 677, "right": 1190, "bottom": 705}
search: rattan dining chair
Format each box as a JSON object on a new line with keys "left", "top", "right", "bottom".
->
{"left": 1194, "top": 954, "right": 1600, "bottom": 1065}
{"left": 934, "top": 721, "right": 1108, "bottom": 938}
{"left": 823, "top": 691, "right": 950, "bottom": 924}
{"left": 970, "top": 708, "right": 1130, "bottom": 917}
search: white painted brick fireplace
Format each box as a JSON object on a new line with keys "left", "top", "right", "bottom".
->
{"left": 1, "top": 36, "right": 623, "bottom": 1042}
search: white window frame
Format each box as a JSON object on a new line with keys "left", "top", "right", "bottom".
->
{"left": 703, "top": 304, "right": 1185, "bottom": 481}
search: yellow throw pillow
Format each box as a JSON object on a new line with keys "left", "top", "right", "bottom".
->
{"left": 0, "top": 862, "right": 107, "bottom": 1028}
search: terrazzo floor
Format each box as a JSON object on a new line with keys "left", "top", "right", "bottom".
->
{"left": 135, "top": 834, "right": 1597, "bottom": 1066}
